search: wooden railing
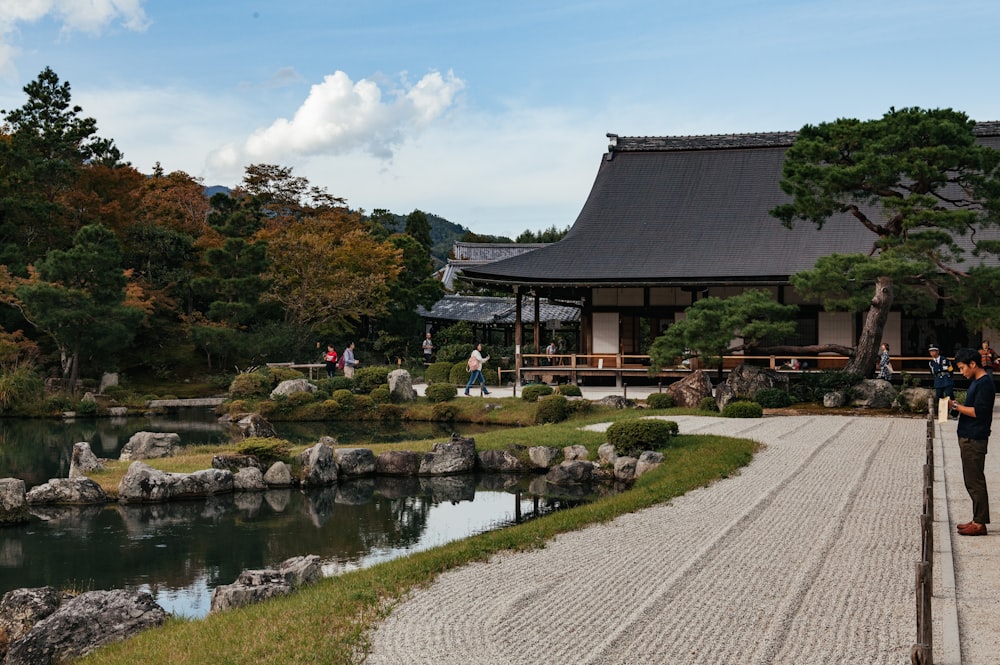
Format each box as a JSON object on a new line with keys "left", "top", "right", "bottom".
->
{"left": 911, "top": 404, "right": 936, "bottom": 665}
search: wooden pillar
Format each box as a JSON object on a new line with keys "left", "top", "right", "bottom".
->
{"left": 533, "top": 292, "right": 541, "bottom": 361}
{"left": 515, "top": 287, "right": 523, "bottom": 390}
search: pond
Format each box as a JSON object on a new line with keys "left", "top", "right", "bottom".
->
{"left": 0, "top": 412, "right": 611, "bottom": 618}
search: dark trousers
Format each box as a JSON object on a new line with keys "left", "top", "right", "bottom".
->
{"left": 959, "top": 437, "right": 990, "bottom": 524}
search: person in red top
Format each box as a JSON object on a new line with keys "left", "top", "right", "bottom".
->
{"left": 323, "top": 344, "right": 338, "bottom": 378}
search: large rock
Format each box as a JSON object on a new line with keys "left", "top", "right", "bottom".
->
{"left": 212, "top": 454, "right": 261, "bottom": 472}
{"left": 562, "top": 445, "right": 589, "bottom": 461}
{"left": 270, "top": 378, "right": 316, "bottom": 399}
{"left": 666, "top": 370, "right": 714, "bottom": 408}
{"left": 613, "top": 456, "right": 638, "bottom": 481}
{"left": 594, "top": 396, "right": 634, "bottom": 409}
{"left": 118, "top": 431, "right": 182, "bottom": 462}
{"left": 597, "top": 443, "right": 618, "bottom": 466}
{"left": 477, "top": 445, "right": 530, "bottom": 473}
{"left": 0, "top": 479, "right": 28, "bottom": 526}
{"left": 851, "top": 379, "right": 898, "bottom": 409}
{"left": 334, "top": 448, "right": 377, "bottom": 476}
{"left": 263, "top": 461, "right": 294, "bottom": 487}
{"left": 716, "top": 364, "right": 789, "bottom": 410}
{"left": 209, "top": 555, "right": 322, "bottom": 613}
{"left": 68, "top": 442, "right": 103, "bottom": 479}
{"left": 297, "top": 443, "right": 338, "bottom": 486}
{"left": 388, "top": 369, "right": 417, "bottom": 402}
{"left": 898, "top": 387, "right": 936, "bottom": 413}
{"left": 636, "top": 451, "right": 665, "bottom": 477}
{"left": 3, "top": 589, "right": 165, "bottom": 665}
{"left": 117, "top": 462, "right": 233, "bottom": 503}
{"left": 235, "top": 413, "right": 277, "bottom": 439}
{"left": 419, "top": 435, "right": 476, "bottom": 475}
{"left": 233, "top": 467, "right": 267, "bottom": 491}
{"left": 375, "top": 450, "right": 423, "bottom": 476}
{"left": 527, "top": 446, "right": 561, "bottom": 470}
{"left": 545, "top": 460, "right": 594, "bottom": 485}
{"left": 25, "top": 479, "right": 107, "bottom": 506}
{"left": 0, "top": 587, "right": 68, "bottom": 658}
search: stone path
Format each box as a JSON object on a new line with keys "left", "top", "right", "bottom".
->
{"left": 365, "top": 414, "right": 925, "bottom": 664}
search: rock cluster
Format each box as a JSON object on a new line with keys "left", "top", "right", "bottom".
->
{"left": 209, "top": 555, "right": 322, "bottom": 613}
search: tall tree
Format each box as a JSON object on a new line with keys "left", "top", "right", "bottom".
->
{"left": 7, "top": 225, "right": 144, "bottom": 383}
{"left": 771, "top": 108, "right": 1000, "bottom": 374}
{"left": 0, "top": 67, "right": 122, "bottom": 271}
{"left": 404, "top": 209, "right": 432, "bottom": 252}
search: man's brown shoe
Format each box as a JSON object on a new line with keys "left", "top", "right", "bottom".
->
{"left": 958, "top": 522, "right": 988, "bottom": 536}
{"left": 958, "top": 521, "right": 975, "bottom": 530}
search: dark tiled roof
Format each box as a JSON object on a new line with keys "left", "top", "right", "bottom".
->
{"left": 464, "top": 124, "right": 1000, "bottom": 287}
{"left": 417, "top": 295, "right": 581, "bottom": 325}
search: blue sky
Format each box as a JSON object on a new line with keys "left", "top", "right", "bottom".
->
{"left": 1, "top": 1, "right": 999, "bottom": 238}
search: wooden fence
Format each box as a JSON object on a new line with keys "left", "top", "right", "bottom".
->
{"left": 911, "top": 405, "right": 935, "bottom": 664}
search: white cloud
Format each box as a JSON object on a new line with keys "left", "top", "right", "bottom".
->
{"left": 208, "top": 69, "right": 465, "bottom": 171}
{"left": 0, "top": 0, "right": 149, "bottom": 77}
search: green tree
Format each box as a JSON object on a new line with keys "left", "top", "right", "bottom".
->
{"left": 771, "top": 107, "right": 1000, "bottom": 374}
{"left": 12, "top": 224, "right": 144, "bottom": 383}
{"left": 404, "top": 209, "right": 432, "bottom": 252}
{"left": 515, "top": 225, "right": 570, "bottom": 243}
{"left": 649, "top": 290, "right": 798, "bottom": 378}
{"left": 0, "top": 67, "right": 123, "bottom": 272}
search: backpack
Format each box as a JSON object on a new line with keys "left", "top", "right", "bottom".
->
{"left": 337, "top": 353, "right": 346, "bottom": 370}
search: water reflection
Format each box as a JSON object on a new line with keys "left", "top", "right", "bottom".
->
{"left": 1, "top": 474, "right": 611, "bottom": 618}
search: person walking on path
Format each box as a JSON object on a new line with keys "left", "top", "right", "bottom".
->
{"left": 464, "top": 343, "right": 490, "bottom": 396}
{"left": 980, "top": 340, "right": 997, "bottom": 375}
{"left": 323, "top": 344, "right": 338, "bottom": 378}
{"left": 928, "top": 345, "right": 955, "bottom": 399}
{"left": 343, "top": 342, "right": 360, "bottom": 379}
{"left": 422, "top": 332, "right": 434, "bottom": 364}
{"left": 876, "top": 342, "right": 893, "bottom": 381}
{"left": 949, "top": 347, "right": 996, "bottom": 537}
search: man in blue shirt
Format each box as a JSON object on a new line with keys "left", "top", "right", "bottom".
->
{"left": 949, "top": 347, "right": 996, "bottom": 536}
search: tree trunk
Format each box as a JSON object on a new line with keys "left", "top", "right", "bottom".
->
{"left": 845, "top": 276, "right": 893, "bottom": 375}
{"left": 752, "top": 343, "right": 856, "bottom": 357}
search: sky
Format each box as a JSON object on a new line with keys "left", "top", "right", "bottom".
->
{"left": 1, "top": 0, "right": 999, "bottom": 239}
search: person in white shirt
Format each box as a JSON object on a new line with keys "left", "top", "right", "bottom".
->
{"left": 464, "top": 343, "right": 491, "bottom": 396}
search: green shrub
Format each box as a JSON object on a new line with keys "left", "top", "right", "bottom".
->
{"left": 790, "top": 370, "right": 864, "bottom": 403}
{"left": 566, "top": 398, "right": 593, "bottom": 416}
{"left": 353, "top": 366, "right": 391, "bottom": 393}
{"left": 236, "top": 437, "right": 292, "bottom": 466}
{"left": 370, "top": 386, "right": 391, "bottom": 404}
{"left": 754, "top": 388, "right": 792, "bottom": 408}
{"left": 535, "top": 394, "right": 569, "bottom": 424}
{"left": 722, "top": 400, "right": 763, "bottom": 418}
{"left": 425, "top": 362, "right": 453, "bottom": 384}
{"left": 266, "top": 366, "right": 305, "bottom": 384}
{"left": 606, "top": 419, "right": 679, "bottom": 457}
{"left": 45, "top": 395, "right": 73, "bottom": 413}
{"left": 425, "top": 383, "right": 458, "bottom": 403}
{"left": 698, "top": 396, "right": 719, "bottom": 412}
{"left": 294, "top": 400, "right": 341, "bottom": 420}
{"left": 375, "top": 403, "right": 403, "bottom": 421}
{"left": 646, "top": 392, "right": 675, "bottom": 409}
{"left": 287, "top": 391, "right": 316, "bottom": 406}
{"left": 256, "top": 399, "right": 290, "bottom": 419}
{"left": 76, "top": 398, "right": 98, "bottom": 416}
{"left": 329, "top": 376, "right": 354, "bottom": 391}
{"left": 449, "top": 362, "right": 470, "bottom": 385}
{"left": 431, "top": 403, "right": 456, "bottom": 421}
{"left": 332, "top": 389, "right": 354, "bottom": 403}
{"left": 521, "top": 384, "right": 554, "bottom": 402}
{"left": 229, "top": 371, "right": 271, "bottom": 399}
{"left": 555, "top": 384, "right": 582, "bottom": 397}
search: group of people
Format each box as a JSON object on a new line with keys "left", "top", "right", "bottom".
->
{"left": 322, "top": 342, "right": 359, "bottom": 378}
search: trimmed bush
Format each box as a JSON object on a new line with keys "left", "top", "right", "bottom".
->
{"left": 425, "top": 362, "right": 453, "bottom": 385}
{"left": 287, "top": 391, "right": 316, "bottom": 406}
{"left": 425, "top": 383, "right": 458, "bottom": 403}
{"left": 294, "top": 400, "right": 341, "bottom": 420}
{"left": 431, "top": 403, "right": 456, "bottom": 422}
{"left": 555, "top": 384, "right": 582, "bottom": 397}
{"left": 722, "top": 400, "right": 763, "bottom": 418}
{"left": 698, "top": 396, "right": 719, "bottom": 412}
{"left": 521, "top": 384, "right": 554, "bottom": 402}
{"left": 646, "top": 392, "right": 675, "bottom": 409}
{"left": 375, "top": 403, "right": 403, "bottom": 421}
{"left": 76, "top": 398, "right": 98, "bottom": 416}
{"left": 566, "top": 398, "right": 593, "bottom": 416}
{"left": 353, "top": 366, "right": 391, "bottom": 393}
{"left": 606, "top": 419, "right": 679, "bottom": 457}
{"left": 370, "top": 386, "right": 391, "bottom": 404}
{"left": 266, "top": 366, "right": 305, "bottom": 384}
{"left": 229, "top": 371, "right": 270, "bottom": 399}
{"left": 236, "top": 437, "right": 291, "bottom": 466}
{"left": 754, "top": 388, "right": 792, "bottom": 408}
{"left": 535, "top": 393, "right": 569, "bottom": 424}
{"left": 449, "top": 362, "right": 470, "bottom": 385}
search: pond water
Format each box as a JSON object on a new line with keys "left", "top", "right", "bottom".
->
{"left": 0, "top": 412, "right": 608, "bottom": 618}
